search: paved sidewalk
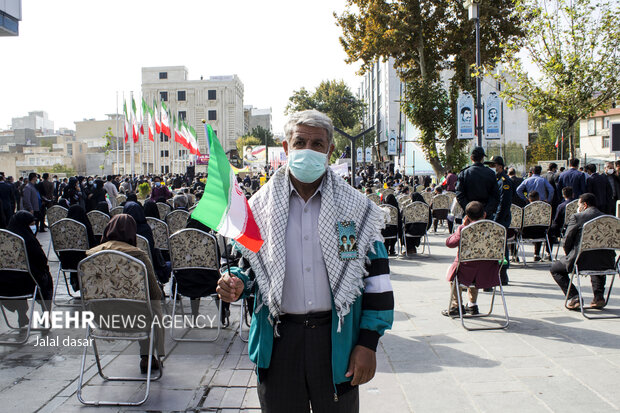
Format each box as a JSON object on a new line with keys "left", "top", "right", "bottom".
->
{"left": 1, "top": 229, "right": 620, "bottom": 412}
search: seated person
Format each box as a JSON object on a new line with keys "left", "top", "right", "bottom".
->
{"left": 143, "top": 199, "right": 161, "bottom": 220}
{"left": 1, "top": 211, "right": 53, "bottom": 327}
{"left": 87, "top": 214, "right": 165, "bottom": 373}
{"left": 431, "top": 186, "right": 453, "bottom": 233}
{"left": 550, "top": 186, "right": 574, "bottom": 238}
{"left": 521, "top": 191, "right": 553, "bottom": 261}
{"left": 442, "top": 201, "right": 501, "bottom": 316}
{"left": 381, "top": 194, "right": 401, "bottom": 256}
{"left": 404, "top": 192, "right": 432, "bottom": 254}
{"left": 172, "top": 194, "right": 189, "bottom": 211}
{"left": 550, "top": 193, "right": 615, "bottom": 310}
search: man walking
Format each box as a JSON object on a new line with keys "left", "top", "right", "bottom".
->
{"left": 217, "top": 110, "right": 393, "bottom": 413}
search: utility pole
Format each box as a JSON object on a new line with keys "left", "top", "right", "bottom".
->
{"left": 334, "top": 126, "right": 375, "bottom": 186}
{"left": 464, "top": 0, "right": 483, "bottom": 147}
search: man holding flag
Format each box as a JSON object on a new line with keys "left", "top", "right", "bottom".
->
{"left": 193, "top": 109, "right": 393, "bottom": 412}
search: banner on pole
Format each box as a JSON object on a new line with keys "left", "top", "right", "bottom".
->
{"left": 365, "top": 147, "right": 372, "bottom": 162}
{"left": 457, "top": 92, "right": 475, "bottom": 139}
{"left": 356, "top": 147, "right": 363, "bottom": 162}
{"left": 484, "top": 91, "right": 502, "bottom": 139}
{"left": 387, "top": 130, "right": 397, "bottom": 155}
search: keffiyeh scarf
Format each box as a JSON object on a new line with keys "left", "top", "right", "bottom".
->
{"left": 238, "top": 166, "right": 386, "bottom": 331}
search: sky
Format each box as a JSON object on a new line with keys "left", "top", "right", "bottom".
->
{"left": 0, "top": 0, "right": 362, "bottom": 135}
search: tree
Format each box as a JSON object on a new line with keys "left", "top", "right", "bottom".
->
{"left": 236, "top": 135, "right": 262, "bottom": 155}
{"left": 335, "top": 0, "right": 526, "bottom": 177}
{"left": 285, "top": 80, "right": 367, "bottom": 162}
{"left": 38, "top": 163, "right": 77, "bottom": 176}
{"left": 498, "top": 0, "right": 620, "bottom": 159}
{"left": 100, "top": 127, "right": 114, "bottom": 172}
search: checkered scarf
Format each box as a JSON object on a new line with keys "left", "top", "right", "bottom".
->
{"left": 238, "top": 166, "right": 386, "bottom": 331}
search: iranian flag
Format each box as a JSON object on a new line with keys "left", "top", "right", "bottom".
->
{"left": 189, "top": 125, "right": 201, "bottom": 156}
{"left": 147, "top": 107, "right": 155, "bottom": 142}
{"left": 123, "top": 101, "right": 129, "bottom": 143}
{"left": 153, "top": 100, "right": 161, "bottom": 134}
{"left": 140, "top": 98, "right": 148, "bottom": 135}
{"left": 173, "top": 115, "right": 186, "bottom": 147}
{"left": 161, "top": 102, "right": 171, "bottom": 137}
{"left": 191, "top": 122, "right": 263, "bottom": 253}
{"left": 131, "top": 97, "right": 139, "bottom": 143}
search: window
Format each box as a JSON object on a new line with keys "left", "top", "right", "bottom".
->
{"left": 603, "top": 116, "right": 610, "bottom": 129}
{"left": 208, "top": 89, "right": 217, "bottom": 100}
{"left": 587, "top": 119, "right": 596, "bottom": 136}
{"left": 160, "top": 134, "right": 168, "bottom": 142}
{"left": 160, "top": 91, "right": 168, "bottom": 102}
{"left": 208, "top": 110, "right": 217, "bottom": 121}
{"left": 177, "top": 90, "right": 186, "bottom": 101}
{"left": 160, "top": 150, "right": 169, "bottom": 157}
{"left": 602, "top": 135, "right": 610, "bottom": 148}
{"left": 161, "top": 165, "right": 169, "bottom": 174}
{"left": 178, "top": 111, "right": 186, "bottom": 120}
{"left": 159, "top": 72, "right": 167, "bottom": 79}
{"left": 179, "top": 150, "right": 186, "bottom": 157}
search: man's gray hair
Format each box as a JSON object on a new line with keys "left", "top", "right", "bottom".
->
{"left": 173, "top": 194, "right": 188, "bottom": 209}
{"left": 284, "top": 109, "right": 334, "bottom": 145}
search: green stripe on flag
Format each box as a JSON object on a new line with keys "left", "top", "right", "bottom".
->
{"left": 191, "top": 124, "right": 230, "bottom": 231}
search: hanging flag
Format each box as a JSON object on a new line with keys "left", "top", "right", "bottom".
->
{"left": 555, "top": 135, "right": 559, "bottom": 148}
{"left": 191, "top": 121, "right": 263, "bottom": 253}
{"left": 123, "top": 101, "right": 129, "bottom": 143}
{"left": 161, "top": 102, "right": 171, "bottom": 137}
{"left": 182, "top": 121, "right": 195, "bottom": 154}
{"left": 141, "top": 98, "right": 148, "bottom": 135}
{"left": 189, "top": 125, "right": 200, "bottom": 156}
{"left": 173, "top": 115, "right": 186, "bottom": 147}
{"left": 153, "top": 100, "right": 161, "bottom": 134}
{"left": 131, "top": 96, "right": 139, "bottom": 143}
{"left": 148, "top": 107, "right": 155, "bottom": 142}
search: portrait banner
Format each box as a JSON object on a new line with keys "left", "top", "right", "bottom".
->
{"left": 357, "top": 147, "right": 363, "bottom": 162}
{"left": 365, "top": 147, "right": 372, "bottom": 162}
{"left": 485, "top": 91, "right": 502, "bottom": 139}
{"left": 387, "top": 130, "right": 397, "bottom": 155}
{"left": 458, "top": 92, "right": 475, "bottom": 140}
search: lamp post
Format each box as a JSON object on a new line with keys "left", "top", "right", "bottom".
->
{"left": 464, "top": 0, "right": 482, "bottom": 147}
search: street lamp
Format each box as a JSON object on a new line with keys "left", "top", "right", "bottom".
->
{"left": 463, "top": 0, "right": 483, "bottom": 147}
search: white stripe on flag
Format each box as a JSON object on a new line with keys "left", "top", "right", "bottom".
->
{"left": 216, "top": 168, "right": 248, "bottom": 240}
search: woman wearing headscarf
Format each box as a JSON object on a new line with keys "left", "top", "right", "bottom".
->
{"left": 382, "top": 194, "right": 402, "bottom": 256}
{"left": 123, "top": 201, "right": 170, "bottom": 284}
{"left": 404, "top": 192, "right": 432, "bottom": 254}
{"left": 86, "top": 214, "right": 164, "bottom": 373}
{"left": 57, "top": 198, "right": 70, "bottom": 210}
{"left": 143, "top": 199, "right": 160, "bottom": 220}
{"left": 62, "top": 177, "right": 82, "bottom": 206}
{"left": 86, "top": 179, "right": 106, "bottom": 212}
{"left": 95, "top": 201, "right": 110, "bottom": 216}
{"left": 67, "top": 204, "right": 96, "bottom": 248}
{"left": 1, "top": 211, "right": 53, "bottom": 327}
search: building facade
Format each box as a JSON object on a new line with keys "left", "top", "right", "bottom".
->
{"left": 243, "top": 106, "right": 272, "bottom": 134}
{"left": 141, "top": 66, "right": 244, "bottom": 174}
{"left": 11, "top": 111, "right": 55, "bottom": 135}
{"left": 0, "top": 0, "right": 21, "bottom": 36}
{"left": 579, "top": 107, "right": 620, "bottom": 166}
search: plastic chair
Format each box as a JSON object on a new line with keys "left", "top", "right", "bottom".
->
{"left": 168, "top": 228, "right": 222, "bottom": 342}
{"left": 0, "top": 230, "right": 52, "bottom": 344}
{"left": 45, "top": 205, "right": 67, "bottom": 259}
{"left": 563, "top": 215, "right": 620, "bottom": 319}
{"left": 146, "top": 217, "right": 170, "bottom": 256}
{"left": 109, "top": 206, "right": 124, "bottom": 217}
{"left": 157, "top": 202, "right": 172, "bottom": 220}
{"left": 367, "top": 193, "right": 380, "bottom": 206}
{"left": 76, "top": 250, "right": 162, "bottom": 406}
{"left": 507, "top": 204, "right": 523, "bottom": 260}
{"left": 50, "top": 218, "right": 88, "bottom": 307}
{"left": 554, "top": 199, "right": 579, "bottom": 260}
{"left": 87, "top": 210, "right": 110, "bottom": 245}
{"left": 431, "top": 193, "right": 451, "bottom": 232}
{"left": 116, "top": 194, "right": 127, "bottom": 205}
{"left": 451, "top": 220, "right": 509, "bottom": 330}
{"left": 380, "top": 204, "right": 401, "bottom": 254}
{"left": 520, "top": 201, "right": 553, "bottom": 265}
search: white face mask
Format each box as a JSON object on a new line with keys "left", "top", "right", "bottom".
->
{"left": 607, "top": 168, "right": 615, "bottom": 175}
{"left": 30, "top": 225, "right": 37, "bottom": 234}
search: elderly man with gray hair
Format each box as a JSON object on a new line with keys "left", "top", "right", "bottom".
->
{"left": 172, "top": 193, "right": 188, "bottom": 210}
{"left": 217, "top": 109, "right": 394, "bottom": 412}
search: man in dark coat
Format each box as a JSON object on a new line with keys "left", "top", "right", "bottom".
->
{"left": 549, "top": 193, "right": 616, "bottom": 310}
{"left": 0, "top": 174, "right": 15, "bottom": 225}
{"left": 605, "top": 161, "right": 620, "bottom": 211}
{"left": 558, "top": 158, "right": 586, "bottom": 198}
{"left": 456, "top": 146, "right": 500, "bottom": 219}
{"left": 585, "top": 164, "right": 613, "bottom": 214}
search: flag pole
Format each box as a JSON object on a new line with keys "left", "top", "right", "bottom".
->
{"left": 115, "top": 91, "right": 119, "bottom": 175}
{"left": 130, "top": 91, "right": 135, "bottom": 177}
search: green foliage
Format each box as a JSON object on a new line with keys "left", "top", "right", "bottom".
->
{"left": 335, "top": 0, "right": 526, "bottom": 177}
{"left": 38, "top": 164, "right": 76, "bottom": 176}
{"left": 498, "top": 0, "right": 620, "bottom": 159}
{"left": 138, "top": 182, "right": 151, "bottom": 199}
{"left": 285, "top": 79, "right": 366, "bottom": 162}
{"left": 100, "top": 127, "right": 114, "bottom": 172}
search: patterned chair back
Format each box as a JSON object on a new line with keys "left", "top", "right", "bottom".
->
{"left": 381, "top": 188, "right": 395, "bottom": 197}
{"left": 578, "top": 216, "right": 620, "bottom": 253}
{"left": 431, "top": 194, "right": 451, "bottom": 211}
{"left": 451, "top": 198, "right": 464, "bottom": 219}
{"left": 402, "top": 202, "right": 430, "bottom": 225}
{"left": 509, "top": 204, "right": 523, "bottom": 230}
{"left": 458, "top": 220, "right": 507, "bottom": 262}
{"left": 188, "top": 205, "right": 197, "bottom": 213}
{"left": 116, "top": 194, "right": 127, "bottom": 205}
{"left": 87, "top": 210, "right": 110, "bottom": 237}
{"left": 109, "top": 206, "right": 124, "bottom": 217}
{"left": 166, "top": 209, "right": 190, "bottom": 235}
{"left": 157, "top": 202, "right": 172, "bottom": 220}
{"left": 146, "top": 217, "right": 169, "bottom": 251}
{"left": 421, "top": 192, "right": 433, "bottom": 205}
{"left": 398, "top": 196, "right": 412, "bottom": 208}
{"left": 523, "top": 201, "right": 552, "bottom": 228}
{"left": 136, "top": 234, "right": 152, "bottom": 263}
{"left": 166, "top": 198, "right": 175, "bottom": 208}
{"left": 445, "top": 191, "right": 457, "bottom": 205}
{"left": 380, "top": 205, "right": 399, "bottom": 226}
{"left": 50, "top": 218, "right": 89, "bottom": 253}
{"left": 415, "top": 185, "right": 424, "bottom": 193}
{"left": 187, "top": 193, "right": 196, "bottom": 207}
{"left": 0, "top": 229, "right": 29, "bottom": 272}
{"left": 565, "top": 199, "right": 579, "bottom": 224}
{"left": 77, "top": 250, "right": 150, "bottom": 315}
{"left": 367, "top": 193, "right": 381, "bottom": 206}
{"left": 46, "top": 205, "right": 67, "bottom": 227}
{"left": 169, "top": 229, "right": 219, "bottom": 271}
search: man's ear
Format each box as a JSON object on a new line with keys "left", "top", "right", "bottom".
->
{"left": 483, "top": 211, "right": 487, "bottom": 219}
{"left": 282, "top": 140, "right": 289, "bottom": 156}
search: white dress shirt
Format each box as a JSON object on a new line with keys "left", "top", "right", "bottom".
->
{"left": 280, "top": 180, "right": 332, "bottom": 315}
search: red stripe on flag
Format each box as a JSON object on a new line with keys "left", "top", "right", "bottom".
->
{"left": 235, "top": 206, "right": 263, "bottom": 253}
